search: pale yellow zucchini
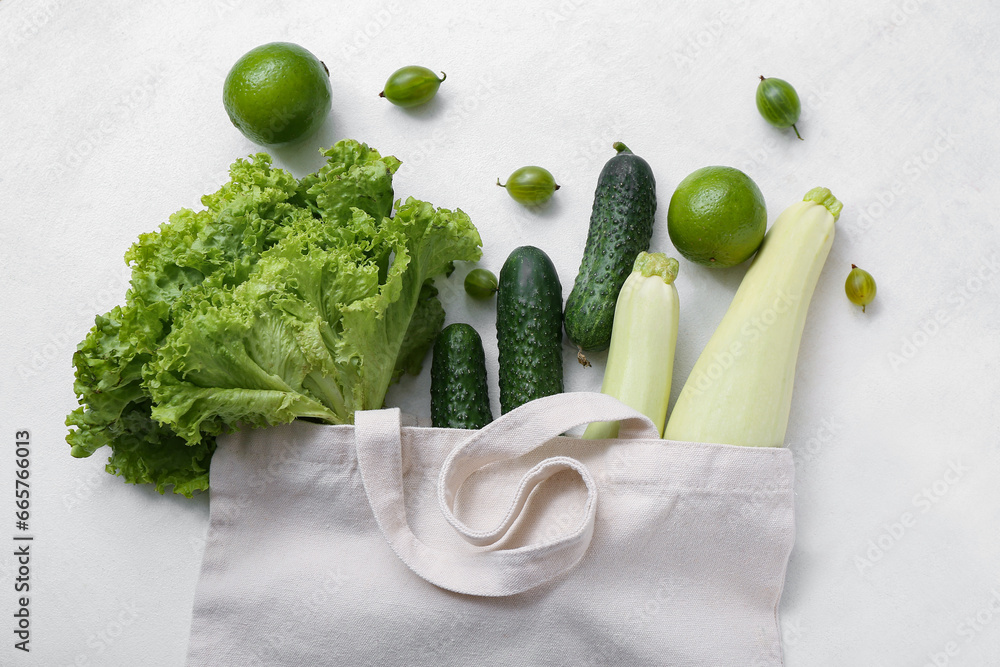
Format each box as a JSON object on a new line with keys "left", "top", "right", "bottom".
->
{"left": 663, "top": 188, "right": 842, "bottom": 447}
{"left": 584, "top": 252, "right": 679, "bottom": 439}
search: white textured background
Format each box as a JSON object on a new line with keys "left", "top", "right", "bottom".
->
{"left": 2, "top": 0, "right": 999, "bottom": 665}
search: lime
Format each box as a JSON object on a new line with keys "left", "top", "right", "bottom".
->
{"left": 666, "top": 166, "right": 767, "bottom": 268}
{"left": 223, "top": 42, "right": 332, "bottom": 146}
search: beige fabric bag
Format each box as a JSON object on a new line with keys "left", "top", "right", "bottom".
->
{"left": 186, "top": 392, "right": 795, "bottom": 666}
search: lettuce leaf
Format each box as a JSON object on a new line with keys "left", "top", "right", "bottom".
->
{"left": 394, "top": 281, "right": 445, "bottom": 380}
{"left": 145, "top": 200, "right": 480, "bottom": 444}
{"left": 67, "top": 153, "right": 305, "bottom": 460}
{"left": 294, "top": 141, "right": 402, "bottom": 224}
{"left": 65, "top": 141, "right": 472, "bottom": 496}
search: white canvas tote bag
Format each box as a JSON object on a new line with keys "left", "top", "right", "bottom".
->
{"left": 186, "top": 392, "right": 795, "bottom": 666}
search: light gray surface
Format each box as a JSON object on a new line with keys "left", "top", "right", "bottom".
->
{"left": 1, "top": 0, "right": 998, "bottom": 665}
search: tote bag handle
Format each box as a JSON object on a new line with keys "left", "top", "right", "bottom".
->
{"left": 354, "top": 392, "right": 659, "bottom": 597}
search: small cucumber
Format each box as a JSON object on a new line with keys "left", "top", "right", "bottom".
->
{"left": 496, "top": 246, "right": 564, "bottom": 413}
{"left": 564, "top": 142, "right": 657, "bottom": 353}
{"left": 430, "top": 323, "right": 493, "bottom": 429}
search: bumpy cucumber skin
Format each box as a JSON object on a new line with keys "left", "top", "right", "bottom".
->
{"left": 497, "top": 246, "right": 564, "bottom": 413}
{"left": 430, "top": 323, "right": 493, "bottom": 429}
{"left": 565, "top": 145, "right": 657, "bottom": 351}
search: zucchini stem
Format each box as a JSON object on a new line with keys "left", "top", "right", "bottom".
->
{"left": 803, "top": 187, "right": 843, "bottom": 221}
{"left": 633, "top": 253, "right": 679, "bottom": 283}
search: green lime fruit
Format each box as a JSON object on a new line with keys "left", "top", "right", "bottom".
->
{"left": 667, "top": 166, "right": 767, "bottom": 268}
{"left": 223, "top": 42, "right": 332, "bottom": 146}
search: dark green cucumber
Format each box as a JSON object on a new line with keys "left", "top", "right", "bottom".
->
{"left": 497, "top": 246, "right": 564, "bottom": 413}
{"left": 564, "top": 142, "right": 657, "bottom": 352}
{"left": 430, "top": 323, "right": 493, "bottom": 429}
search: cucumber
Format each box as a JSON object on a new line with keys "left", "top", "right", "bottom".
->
{"left": 430, "top": 323, "right": 493, "bottom": 429}
{"left": 564, "top": 142, "right": 657, "bottom": 353}
{"left": 496, "top": 246, "right": 564, "bottom": 413}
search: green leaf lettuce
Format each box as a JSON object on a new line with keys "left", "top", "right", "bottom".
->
{"left": 66, "top": 141, "right": 480, "bottom": 496}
